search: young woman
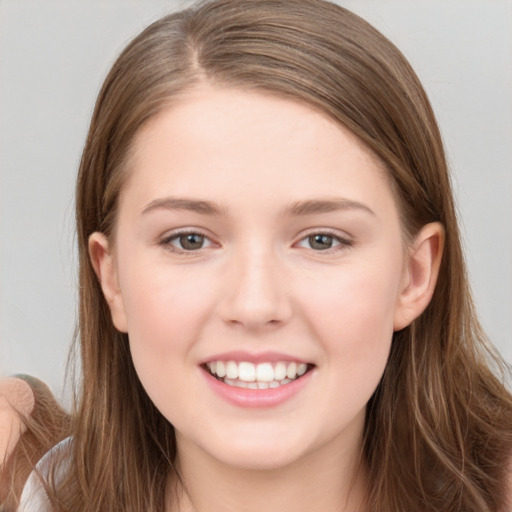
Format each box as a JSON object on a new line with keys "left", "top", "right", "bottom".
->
{"left": 15, "top": 0, "right": 512, "bottom": 511}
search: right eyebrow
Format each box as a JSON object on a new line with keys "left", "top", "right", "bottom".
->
{"left": 141, "top": 197, "right": 226, "bottom": 216}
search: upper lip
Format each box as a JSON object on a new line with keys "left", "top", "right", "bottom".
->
{"left": 200, "top": 350, "right": 312, "bottom": 365}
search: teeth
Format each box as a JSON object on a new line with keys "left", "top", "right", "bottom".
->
{"left": 238, "top": 362, "right": 256, "bottom": 382}
{"left": 256, "top": 363, "right": 274, "bottom": 382}
{"left": 216, "top": 361, "right": 226, "bottom": 378}
{"left": 274, "top": 362, "right": 287, "bottom": 380}
{"left": 206, "top": 360, "right": 310, "bottom": 388}
{"left": 286, "top": 362, "right": 297, "bottom": 379}
{"left": 226, "top": 361, "right": 238, "bottom": 379}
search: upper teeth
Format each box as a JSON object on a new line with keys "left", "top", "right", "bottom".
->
{"left": 206, "top": 361, "right": 308, "bottom": 383}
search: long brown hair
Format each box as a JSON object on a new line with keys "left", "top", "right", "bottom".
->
{"left": 55, "top": 0, "right": 512, "bottom": 510}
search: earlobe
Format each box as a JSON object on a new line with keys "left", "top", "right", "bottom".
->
{"left": 88, "top": 232, "right": 128, "bottom": 333}
{"left": 393, "top": 222, "right": 445, "bottom": 331}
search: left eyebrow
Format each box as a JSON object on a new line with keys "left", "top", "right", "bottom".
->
{"left": 285, "top": 198, "right": 375, "bottom": 217}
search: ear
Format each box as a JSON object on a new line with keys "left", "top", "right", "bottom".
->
{"left": 394, "top": 222, "right": 445, "bottom": 331}
{"left": 88, "top": 232, "right": 128, "bottom": 333}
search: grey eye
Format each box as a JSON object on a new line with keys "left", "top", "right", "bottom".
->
{"left": 307, "top": 234, "right": 336, "bottom": 250}
{"left": 177, "top": 233, "right": 205, "bottom": 250}
{"left": 161, "top": 230, "right": 216, "bottom": 254}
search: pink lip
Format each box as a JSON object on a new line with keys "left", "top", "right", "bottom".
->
{"left": 201, "top": 366, "right": 314, "bottom": 408}
{"left": 200, "top": 350, "right": 310, "bottom": 365}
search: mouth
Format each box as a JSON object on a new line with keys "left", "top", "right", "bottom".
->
{"left": 202, "top": 360, "right": 314, "bottom": 389}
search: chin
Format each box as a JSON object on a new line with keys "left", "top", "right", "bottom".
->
{"left": 215, "top": 445, "right": 306, "bottom": 471}
{"left": 191, "top": 424, "right": 315, "bottom": 471}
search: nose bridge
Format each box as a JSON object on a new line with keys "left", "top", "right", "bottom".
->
{"left": 220, "top": 239, "right": 291, "bottom": 328}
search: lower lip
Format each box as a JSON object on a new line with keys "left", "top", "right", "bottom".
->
{"left": 202, "top": 368, "right": 313, "bottom": 408}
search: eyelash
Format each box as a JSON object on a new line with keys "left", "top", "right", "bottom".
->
{"left": 159, "top": 229, "right": 353, "bottom": 255}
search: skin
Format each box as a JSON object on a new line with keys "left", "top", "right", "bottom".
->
{"left": 90, "top": 85, "right": 444, "bottom": 512}
{"left": 0, "top": 377, "right": 34, "bottom": 465}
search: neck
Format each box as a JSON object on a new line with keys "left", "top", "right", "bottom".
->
{"left": 167, "top": 430, "right": 368, "bottom": 512}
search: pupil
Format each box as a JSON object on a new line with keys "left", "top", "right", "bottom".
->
{"left": 181, "top": 234, "right": 204, "bottom": 250}
{"left": 309, "top": 234, "right": 333, "bottom": 250}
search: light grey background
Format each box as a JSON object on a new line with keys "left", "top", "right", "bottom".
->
{"left": 1, "top": 0, "right": 511, "bottom": 399}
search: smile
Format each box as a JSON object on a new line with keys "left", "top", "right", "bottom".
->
{"left": 204, "top": 361, "right": 311, "bottom": 389}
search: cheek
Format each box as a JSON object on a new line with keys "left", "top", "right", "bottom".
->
{"left": 300, "top": 262, "right": 401, "bottom": 371}
{"left": 282, "top": 261, "right": 402, "bottom": 444}
{"left": 121, "top": 270, "right": 215, "bottom": 423}
{"left": 120, "top": 261, "right": 213, "bottom": 342}
{"left": 115, "top": 261, "right": 216, "bottom": 394}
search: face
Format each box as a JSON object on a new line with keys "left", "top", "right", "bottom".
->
{"left": 91, "top": 85, "right": 432, "bottom": 472}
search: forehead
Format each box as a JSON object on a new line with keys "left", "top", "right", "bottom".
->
{"left": 135, "top": 85, "right": 381, "bottom": 156}
{"left": 120, "top": 85, "right": 393, "bottom": 214}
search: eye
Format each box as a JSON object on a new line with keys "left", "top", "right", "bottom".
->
{"left": 306, "top": 234, "right": 338, "bottom": 250}
{"left": 161, "top": 231, "right": 215, "bottom": 252}
{"left": 296, "top": 231, "right": 352, "bottom": 252}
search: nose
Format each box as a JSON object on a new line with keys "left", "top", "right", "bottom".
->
{"left": 218, "top": 245, "right": 293, "bottom": 330}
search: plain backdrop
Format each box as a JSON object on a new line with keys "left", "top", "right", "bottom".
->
{"left": 1, "top": 0, "right": 511, "bottom": 399}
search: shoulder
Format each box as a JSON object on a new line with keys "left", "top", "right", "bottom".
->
{"left": 17, "top": 437, "right": 73, "bottom": 512}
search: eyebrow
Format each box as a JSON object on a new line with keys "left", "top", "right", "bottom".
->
{"left": 141, "top": 197, "right": 226, "bottom": 216}
{"left": 285, "top": 198, "right": 375, "bottom": 217}
{"left": 141, "top": 196, "right": 375, "bottom": 217}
